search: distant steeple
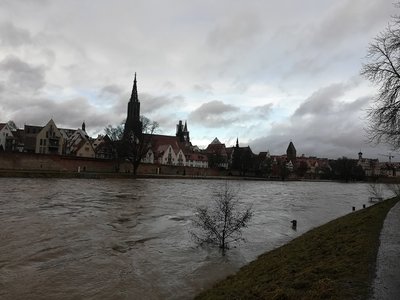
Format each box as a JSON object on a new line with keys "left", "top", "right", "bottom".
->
{"left": 236, "top": 138, "right": 239, "bottom": 147}
{"left": 286, "top": 141, "right": 297, "bottom": 162}
{"left": 184, "top": 121, "right": 188, "bottom": 132}
{"left": 124, "top": 73, "right": 142, "bottom": 141}
{"left": 358, "top": 150, "right": 363, "bottom": 160}
{"left": 130, "top": 73, "right": 139, "bottom": 102}
{"left": 82, "top": 121, "right": 86, "bottom": 132}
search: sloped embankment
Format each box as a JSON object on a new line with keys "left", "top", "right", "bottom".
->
{"left": 195, "top": 197, "right": 399, "bottom": 300}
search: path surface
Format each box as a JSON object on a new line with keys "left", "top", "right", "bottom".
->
{"left": 371, "top": 201, "right": 400, "bottom": 299}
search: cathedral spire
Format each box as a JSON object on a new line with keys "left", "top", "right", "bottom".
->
{"left": 236, "top": 138, "right": 239, "bottom": 147}
{"left": 124, "top": 73, "right": 142, "bottom": 141}
{"left": 130, "top": 73, "right": 138, "bottom": 102}
{"left": 184, "top": 120, "right": 188, "bottom": 132}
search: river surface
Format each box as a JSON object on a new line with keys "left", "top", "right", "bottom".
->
{"left": 0, "top": 178, "right": 390, "bottom": 299}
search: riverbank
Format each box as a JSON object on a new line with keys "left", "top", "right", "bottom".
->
{"left": 195, "top": 197, "right": 399, "bottom": 300}
{"left": 0, "top": 169, "right": 279, "bottom": 181}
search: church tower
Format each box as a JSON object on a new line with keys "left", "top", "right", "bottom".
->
{"left": 176, "top": 120, "right": 190, "bottom": 144}
{"left": 286, "top": 141, "right": 297, "bottom": 162}
{"left": 123, "top": 73, "right": 142, "bottom": 141}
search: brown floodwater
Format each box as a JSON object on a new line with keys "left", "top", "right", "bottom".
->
{"left": 0, "top": 178, "right": 385, "bottom": 299}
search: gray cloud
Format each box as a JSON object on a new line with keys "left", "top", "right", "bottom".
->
{"left": 99, "top": 84, "right": 123, "bottom": 97}
{"left": 141, "top": 93, "right": 184, "bottom": 114}
{"left": 293, "top": 83, "right": 346, "bottom": 117}
{"left": 249, "top": 83, "right": 374, "bottom": 159}
{"left": 311, "top": 1, "right": 393, "bottom": 49}
{"left": 207, "top": 13, "right": 262, "bottom": 50}
{"left": 193, "top": 83, "right": 213, "bottom": 95}
{"left": 0, "top": 22, "right": 32, "bottom": 47}
{"left": 9, "top": 96, "right": 119, "bottom": 134}
{"left": 189, "top": 100, "right": 240, "bottom": 128}
{"left": 252, "top": 103, "right": 273, "bottom": 118}
{"left": 0, "top": 55, "right": 45, "bottom": 92}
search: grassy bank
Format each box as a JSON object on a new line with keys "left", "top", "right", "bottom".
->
{"left": 195, "top": 197, "right": 399, "bottom": 300}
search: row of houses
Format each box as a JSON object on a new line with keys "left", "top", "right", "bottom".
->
{"left": 0, "top": 119, "right": 211, "bottom": 169}
{"left": 0, "top": 117, "right": 314, "bottom": 176}
{"left": 0, "top": 119, "right": 109, "bottom": 159}
{"left": 3, "top": 118, "right": 400, "bottom": 178}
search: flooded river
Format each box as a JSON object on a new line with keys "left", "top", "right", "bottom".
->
{"left": 0, "top": 178, "right": 389, "bottom": 299}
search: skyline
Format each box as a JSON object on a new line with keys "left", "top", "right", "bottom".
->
{"left": 0, "top": 0, "right": 397, "bottom": 160}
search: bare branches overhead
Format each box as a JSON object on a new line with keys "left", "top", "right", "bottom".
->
{"left": 362, "top": 6, "right": 400, "bottom": 148}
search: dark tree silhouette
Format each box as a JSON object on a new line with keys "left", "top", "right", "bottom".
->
{"left": 105, "top": 116, "right": 158, "bottom": 175}
{"left": 104, "top": 122, "right": 124, "bottom": 172}
{"left": 123, "top": 116, "right": 159, "bottom": 175}
{"left": 331, "top": 157, "right": 365, "bottom": 182}
{"left": 362, "top": 3, "right": 400, "bottom": 148}
{"left": 191, "top": 183, "right": 253, "bottom": 254}
{"left": 296, "top": 161, "right": 309, "bottom": 178}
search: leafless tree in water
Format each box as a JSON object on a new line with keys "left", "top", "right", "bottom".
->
{"left": 191, "top": 183, "right": 253, "bottom": 254}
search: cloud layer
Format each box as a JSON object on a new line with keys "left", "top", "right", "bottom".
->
{"left": 0, "top": 0, "right": 396, "bottom": 158}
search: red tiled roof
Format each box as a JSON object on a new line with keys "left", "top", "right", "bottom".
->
{"left": 148, "top": 134, "right": 183, "bottom": 155}
{"left": 206, "top": 143, "right": 227, "bottom": 156}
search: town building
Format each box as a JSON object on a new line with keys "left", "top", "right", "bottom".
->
{"left": 35, "top": 119, "right": 64, "bottom": 155}
{"left": 0, "top": 123, "right": 15, "bottom": 151}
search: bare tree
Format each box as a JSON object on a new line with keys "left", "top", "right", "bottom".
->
{"left": 191, "top": 183, "right": 253, "bottom": 253}
{"left": 104, "top": 123, "right": 124, "bottom": 142}
{"left": 122, "top": 116, "right": 159, "bottom": 175}
{"left": 368, "top": 182, "right": 383, "bottom": 202}
{"left": 361, "top": 3, "right": 400, "bottom": 148}
{"left": 104, "top": 122, "right": 124, "bottom": 171}
{"left": 385, "top": 183, "right": 400, "bottom": 198}
{"left": 105, "top": 116, "right": 159, "bottom": 175}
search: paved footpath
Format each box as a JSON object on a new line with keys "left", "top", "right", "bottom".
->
{"left": 371, "top": 201, "right": 400, "bottom": 299}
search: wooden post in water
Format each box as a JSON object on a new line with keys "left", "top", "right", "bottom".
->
{"left": 291, "top": 220, "right": 297, "bottom": 230}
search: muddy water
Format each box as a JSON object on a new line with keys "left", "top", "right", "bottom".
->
{"left": 0, "top": 178, "right": 386, "bottom": 299}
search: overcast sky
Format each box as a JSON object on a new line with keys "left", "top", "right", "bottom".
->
{"left": 0, "top": 0, "right": 397, "bottom": 160}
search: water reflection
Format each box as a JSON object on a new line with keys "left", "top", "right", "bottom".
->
{"left": 0, "top": 178, "right": 391, "bottom": 299}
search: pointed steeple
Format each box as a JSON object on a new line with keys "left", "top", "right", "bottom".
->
{"left": 184, "top": 121, "right": 188, "bottom": 132}
{"left": 130, "top": 73, "right": 138, "bottom": 102}
{"left": 236, "top": 138, "right": 239, "bottom": 147}
{"left": 124, "top": 73, "right": 142, "bottom": 141}
{"left": 286, "top": 141, "right": 297, "bottom": 161}
{"left": 82, "top": 121, "right": 86, "bottom": 132}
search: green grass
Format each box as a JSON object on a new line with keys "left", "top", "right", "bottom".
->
{"left": 195, "top": 197, "right": 399, "bottom": 300}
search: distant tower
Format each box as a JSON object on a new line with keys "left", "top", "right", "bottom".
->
{"left": 183, "top": 121, "right": 190, "bottom": 142}
{"left": 286, "top": 141, "right": 297, "bottom": 162}
{"left": 82, "top": 121, "right": 86, "bottom": 132}
{"left": 123, "top": 73, "right": 142, "bottom": 140}
{"left": 358, "top": 150, "right": 363, "bottom": 160}
{"left": 232, "top": 137, "right": 241, "bottom": 170}
{"left": 176, "top": 120, "right": 190, "bottom": 143}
